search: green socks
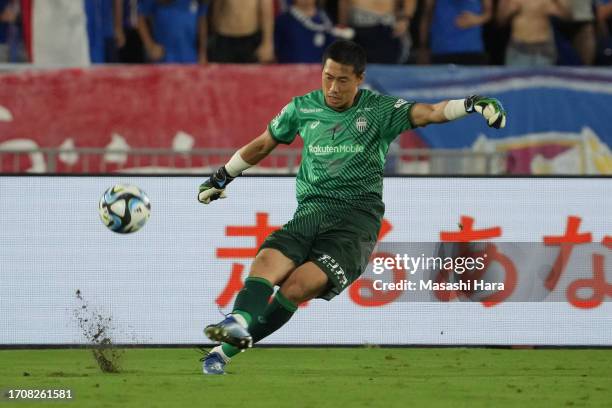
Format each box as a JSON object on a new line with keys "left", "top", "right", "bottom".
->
{"left": 232, "top": 277, "right": 274, "bottom": 326}
{"left": 220, "top": 291, "right": 298, "bottom": 359}
{"left": 250, "top": 291, "right": 298, "bottom": 343}
{"left": 221, "top": 342, "right": 241, "bottom": 358}
{"left": 218, "top": 278, "right": 298, "bottom": 359}
{"left": 219, "top": 277, "right": 274, "bottom": 359}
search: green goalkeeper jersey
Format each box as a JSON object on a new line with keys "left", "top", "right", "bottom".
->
{"left": 268, "top": 89, "right": 414, "bottom": 220}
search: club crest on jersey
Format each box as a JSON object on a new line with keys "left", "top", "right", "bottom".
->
{"left": 394, "top": 99, "right": 408, "bottom": 108}
{"left": 355, "top": 116, "right": 368, "bottom": 133}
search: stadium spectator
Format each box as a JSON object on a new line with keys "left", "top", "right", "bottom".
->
{"left": 85, "top": 0, "right": 117, "bottom": 63}
{"left": 419, "top": 0, "right": 492, "bottom": 65}
{"left": 596, "top": 0, "right": 612, "bottom": 64}
{"left": 0, "top": 0, "right": 17, "bottom": 62}
{"left": 138, "top": 0, "right": 208, "bottom": 64}
{"left": 115, "top": 0, "right": 145, "bottom": 63}
{"left": 497, "top": 0, "right": 570, "bottom": 66}
{"left": 555, "top": 0, "right": 597, "bottom": 65}
{"left": 209, "top": 0, "right": 275, "bottom": 63}
{"left": 274, "top": 0, "right": 337, "bottom": 63}
{"left": 322, "top": 0, "right": 340, "bottom": 23}
{"left": 31, "top": 0, "right": 91, "bottom": 66}
{"left": 338, "top": 0, "right": 415, "bottom": 64}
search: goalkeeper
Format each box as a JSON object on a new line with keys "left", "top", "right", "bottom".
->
{"left": 198, "top": 40, "right": 506, "bottom": 375}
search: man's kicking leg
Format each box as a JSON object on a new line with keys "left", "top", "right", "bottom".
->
{"left": 202, "top": 248, "right": 295, "bottom": 374}
{"left": 203, "top": 260, "right": 328, "bottom": 374}
{"left": 249, "top": 261, "right": 328, "bottom": 343}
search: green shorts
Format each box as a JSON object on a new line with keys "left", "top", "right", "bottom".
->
{"left": 259, "top": 209, "right": 381, "bottom": 300}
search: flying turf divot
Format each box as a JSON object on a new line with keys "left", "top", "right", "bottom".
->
{"left": 74, "top": 290, "right": 123, "bottom": 373}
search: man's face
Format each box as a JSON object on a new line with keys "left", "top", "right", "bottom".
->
{"left": 322, "top": 58, "right": 364, "bottom": 111}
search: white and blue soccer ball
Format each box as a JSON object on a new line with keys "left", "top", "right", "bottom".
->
{"left": 98, "top": 184, "right": 151, "bottom": 234}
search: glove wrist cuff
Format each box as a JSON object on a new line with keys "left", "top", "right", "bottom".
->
{"left": 464, "top": 95, "right": 481, "bottom": 113}
{"left": 211, "top": 166, "right": 235, "bottom": 189}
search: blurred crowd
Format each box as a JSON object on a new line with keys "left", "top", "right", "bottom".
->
{"left": 1, "top": 0, "right": 612, "bottom": 66}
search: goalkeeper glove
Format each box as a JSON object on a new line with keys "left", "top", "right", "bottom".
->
{"left": 198, "top": 166, "right": 235, "bottom": 204}
{"left": 465, "top": 95, "right": 507, "bottom": 129}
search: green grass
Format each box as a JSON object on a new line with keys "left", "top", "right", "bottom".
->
{"left": 0, "top": 348, "right": 611, "bottom": 408}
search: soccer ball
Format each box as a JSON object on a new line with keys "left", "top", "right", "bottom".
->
{"left": 98, "top": 184, "right": 151, "bottom": 234}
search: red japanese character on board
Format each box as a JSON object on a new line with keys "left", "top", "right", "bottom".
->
{"left": 436, "top": 216, "right": 516, "bottom": 307}
{"left": 543, "top": 216, "right": 592, "bottom": 291}
{"left": 565, "top": 230, "right": 612, "bottom": 309}
{"left": 543, "top": 216, "right": 612, "bottom": 309}
{"left": 215, "top": 213, "right": 281, "bottom": 307}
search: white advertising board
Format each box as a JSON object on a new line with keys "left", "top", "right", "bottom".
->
{"left": 0, "top": 176, "right": 611, "bottom": 345}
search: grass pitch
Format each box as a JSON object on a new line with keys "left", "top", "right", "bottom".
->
{"left": 1, "top": 348, "right": 611, "bottom": 408}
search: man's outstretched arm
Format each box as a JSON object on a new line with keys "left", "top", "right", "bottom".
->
{"left": 410, "top": 95, "right": 507, "bottom": 129}
{"left": 198, "top": 129, "right": 279, "bottom": 204}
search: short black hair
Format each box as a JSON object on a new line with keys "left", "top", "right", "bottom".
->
{"left": 322, "top": 40, "right": 367, "bottom": 76}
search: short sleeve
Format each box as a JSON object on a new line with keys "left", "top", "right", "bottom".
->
{"left": 378, "top": 95, "right": 415, "bottom": 143}
{"left": 268, "top": 100, "right": 299, "bottom": 144}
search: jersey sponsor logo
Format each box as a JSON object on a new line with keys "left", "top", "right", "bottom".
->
{"left": 355, "top": 116, "right": 368, "bottom": 133}
{"left": 310, "top": 120, "right": 320, "bottom": 129}
{"left": 394, "top": 99, "right": 408, "bottom": 109}
{"left": 316, "top": 254, "right": 348, "bottom": 287}
{"left": 308, "top": 144, "right": 365, "bottom": 156}
{"left": 300, "top": 108, "right": 323, "bottom": 113}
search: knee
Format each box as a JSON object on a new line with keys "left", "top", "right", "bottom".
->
{"left": 250, "top": 251, "right": 274, "bottom": 274}
{"left": 248, "top": 255, "right": 278, "bottom": 285}
{"left": 248, "top": 249, "right": 295, "bottom": 286}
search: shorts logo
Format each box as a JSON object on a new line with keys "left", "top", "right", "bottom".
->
{"left": 355, "top": 116, "right": 368, "bottom": 133}
{"left": 317, "top": 254, "right": 348, "bottom": 287}
{"left": 394, "top": 99, "right": 408, "bottom": 109}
